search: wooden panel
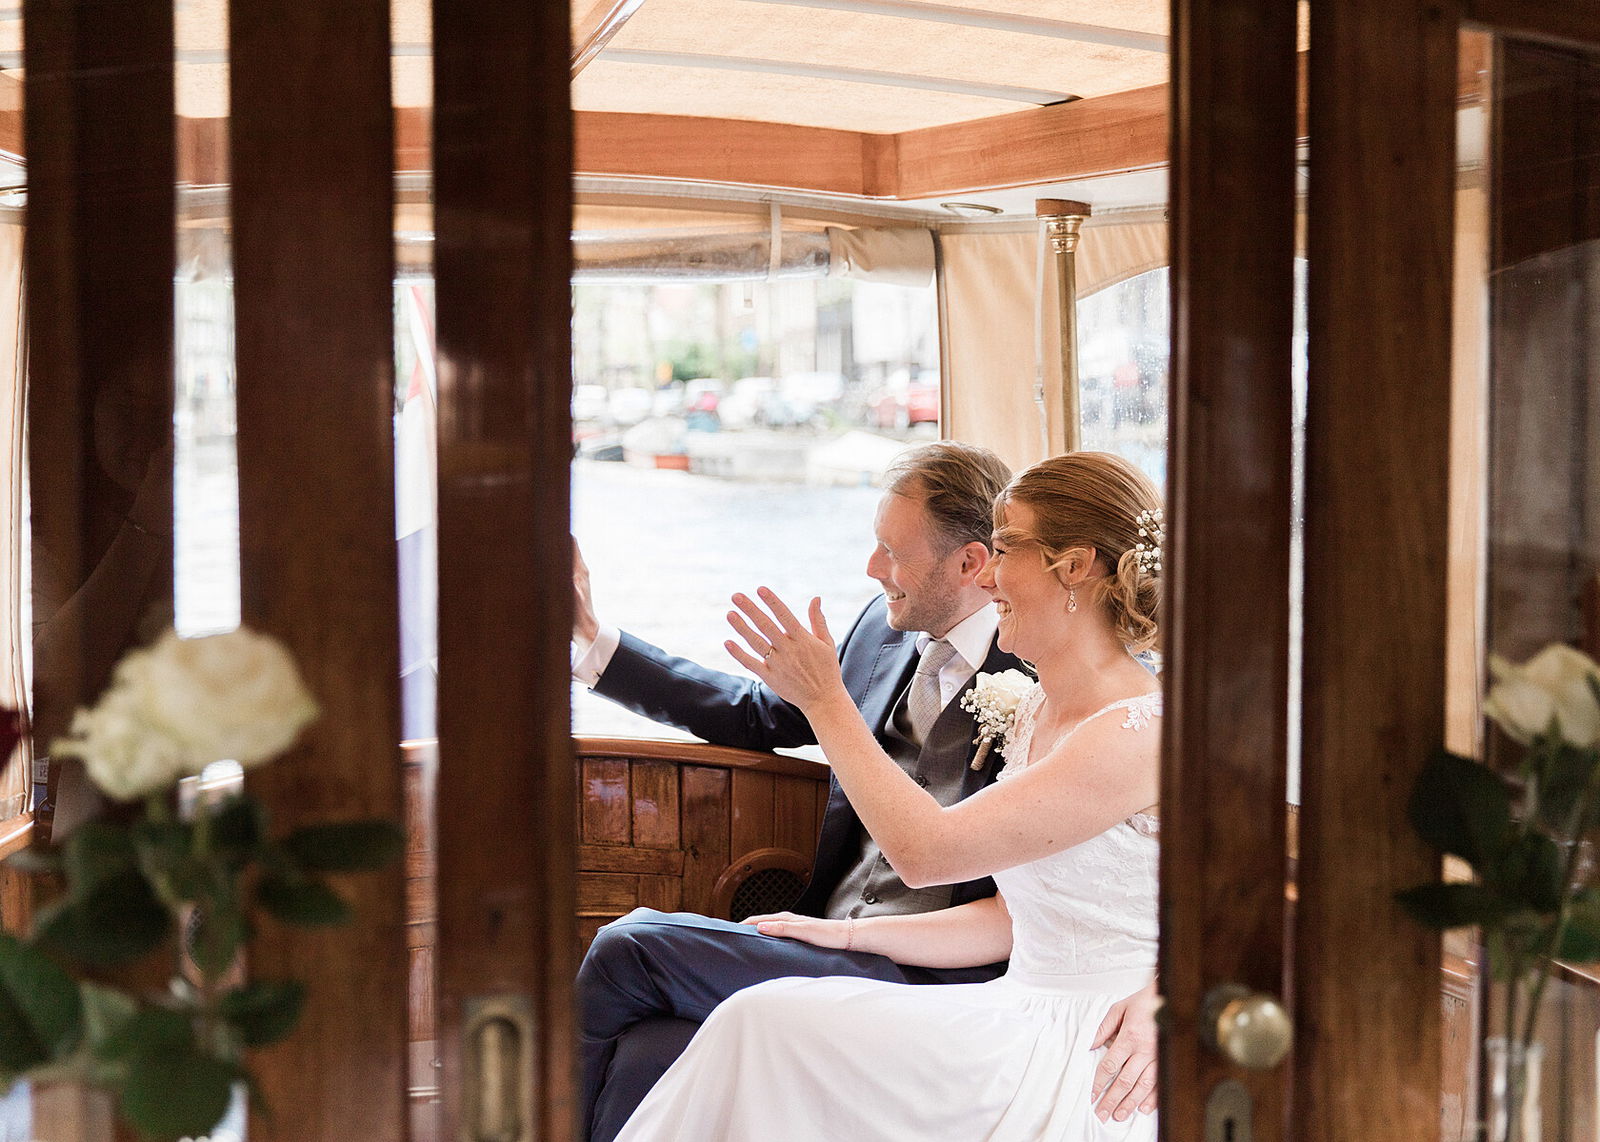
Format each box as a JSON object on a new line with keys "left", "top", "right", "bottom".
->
{"left": 579, "top": 112, "right": 871, "bottom": 195}
{"left": 630, "top": 759, "right": 680, "bottom": 849}
{"left": 1163, "top": 0, "right": 1296, "bottom": 1134}
{"left": 578, "top": 844, "right": 684, "bottom": 877}
{"left": 729, "top": 769, "right": 775, "bottom": 858}
{"left": 578, "top": 872, "right": 644, "bottom": 917}
{"left": 582, "top": 758, "right": 633, "bottom": 844}
{"left": 894, "top": 84, "right": 1168, "bottom": 199}
{"left": 578, "top": 736, "right": 828, "bottom": 781}
{"left": 773, "top": 775, "right": 821, "bottom": 856}
{"left": 24, "top": 0, "right": 175, "bottom": 843}
{"left": 680, "top": 765, "right": 731, "bottom": 915}
{"left": 1295, "top": 1, "right": 1458, "bottom": 1139}
{"left": 1467, "top": 0, "right": 1600, "bottom": 49}
{"left": 229, "top": 0, "right": 406, "bottom": 1138}
{"left": 636, "top": 875, "right": 681, "bottom": 914}
{"left": 433, "top": 0, "right": 576, "bottom": 1139}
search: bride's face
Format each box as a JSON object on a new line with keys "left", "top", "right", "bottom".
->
{"left": 976, "top": 501, "right": 1068, "bottom": 658}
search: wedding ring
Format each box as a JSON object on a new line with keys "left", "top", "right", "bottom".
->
{"left": 764, "top": 647, "right": 775, "bottom": 658}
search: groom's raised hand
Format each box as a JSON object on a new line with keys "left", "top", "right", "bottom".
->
{"left": 572, "top": 537, "right": 600, "bottom": 646}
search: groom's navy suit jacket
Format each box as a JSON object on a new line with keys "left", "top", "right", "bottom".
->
{"left": 593, "top": 594, "right": 1027, "bottom": 914}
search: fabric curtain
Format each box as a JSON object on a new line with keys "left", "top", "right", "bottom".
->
{"left": 0, "top": 216, "right": 30, "bottom": 848}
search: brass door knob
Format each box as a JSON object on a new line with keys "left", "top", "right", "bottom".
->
{"left": 1202, "top": 984, "right": 1293, "bottom": 1069}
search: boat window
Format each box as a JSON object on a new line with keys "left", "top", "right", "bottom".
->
{"left": 1077, "top": 267, "right": 1170, "bottom": 490}
{"left": 570, "top": 276, "right": 938, "bottom": 744}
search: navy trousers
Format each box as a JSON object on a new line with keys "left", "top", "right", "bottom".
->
{"left": 578, "top": 908, "right": 1002, "bottom": 1142}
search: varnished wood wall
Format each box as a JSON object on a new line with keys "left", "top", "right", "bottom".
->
{"left": 574, "top": 741, "right": 829, "bottom": 945}
{"left": 404, "top": 738, "right": 828, "bottom": 1142}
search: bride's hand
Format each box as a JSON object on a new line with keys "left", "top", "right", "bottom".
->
{"left": 743, "top": 911, "right": 853, "bottom": 950}
{"left": 1089, "top": 980, "right": 1160, "bottom": 1121}
{"left": 724, "top": 588, "right": 846, "bottom": 712}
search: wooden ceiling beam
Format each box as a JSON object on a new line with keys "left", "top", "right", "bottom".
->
{"left": 159, "top": 43, "right": 1491, "bottom": 202}
{"left": 574, "top": 110, "right": 880, "bottom": 195}
{"left": 892, "top": 82, "right": 1167, "bottom": 197}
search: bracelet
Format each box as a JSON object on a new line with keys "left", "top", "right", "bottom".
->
{"left": 845, "top": 916, "right": 856, "bottom": 952}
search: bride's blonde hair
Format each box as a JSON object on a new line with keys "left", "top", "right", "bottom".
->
{"left": 994, "top": 451, "right": 1163, "bottom": 653}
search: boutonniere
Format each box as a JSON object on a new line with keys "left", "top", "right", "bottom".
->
{"left": 959, "top": 669, "right": 1035, "bottom": 770}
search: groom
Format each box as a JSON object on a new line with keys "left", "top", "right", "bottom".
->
{"left": 572, "top": 441, "right": 1153, "bottom": 1140}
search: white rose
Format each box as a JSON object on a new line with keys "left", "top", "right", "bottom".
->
{"left": 53, "top": 626, "right": 319, "bottom": 801}
{"left": 55, "top": 688, "right": 196, "bottom": 801}
{"left": 974, "top": 670, "right": 1034, "bottom": 715}
{"left": 1484, "top": 644, "right": 1600, "bottom": 748}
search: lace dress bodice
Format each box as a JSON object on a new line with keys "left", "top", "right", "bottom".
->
{"left": 993, "top": 686, "right": 1161, "bottom": 980}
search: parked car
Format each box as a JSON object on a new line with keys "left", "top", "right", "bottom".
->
{"left": 606, "top": 387, "right": 654, "bottom": 427}
{"left": 572, "top": 383, "right": 608, "bottom": 423}
{"left": 680, "top": 378, "right": 725, "bottom": 413}
{"left": 718, "top": 376, "right": 776, "bottom": 428}
{"left": 869, "top": 376, "right": 939, "bottom": 429}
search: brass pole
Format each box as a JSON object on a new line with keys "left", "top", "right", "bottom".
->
{"left": 1036, "top": 198, "right": 1092, "bottom": 452}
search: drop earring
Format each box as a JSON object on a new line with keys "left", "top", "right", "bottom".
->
{"left": 1067, "top": 585, "right": 1077, "bottom": 613}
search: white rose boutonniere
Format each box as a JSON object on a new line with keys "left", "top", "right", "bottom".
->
{"left": 959, "top": 669, "right": 1036, "bottom": 771}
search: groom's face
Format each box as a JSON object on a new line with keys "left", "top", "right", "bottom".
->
{"left": 866, "top": 491, "right": 967, "bottom": 635}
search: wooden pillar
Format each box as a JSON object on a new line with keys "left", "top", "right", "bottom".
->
{"left": 1295, "top": 0, "right": 1458, "bottom": 1138}
{"left": 1163, "top": 0, "right": 1297, "bottom": 1135}
{"left": 230, "top": 1, "right": 408, "bottom": 1139}
{"left": 22, "top": 0, "right": 175, "bottom": 842}
{"left": 433, "top": 0, "right": 578, "bottom": 1136}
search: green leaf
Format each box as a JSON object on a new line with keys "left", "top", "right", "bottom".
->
{"left": 219, "top": 980, "right": 306, "bottom": 1048}
{"left": 0, "top": 933, "right": 83, "bottom": 1062}
{"left": 211, "top": 795, "right": 267, "bottom": 863}
{"left": 35, "top": 869, "right": 173, "bottom": 966}
{"left": 255, "top": 873, "right": 350, "bottom": 926}
{"left": 1396, "top": 882, "right": 1515, "bottom": 929}
{"left": 0, "top": 985, "right": 47, "bottom": 1075}
{"left": 1408, "top": 751, "right": 1513, "bottom": 865}
{"left": 1532, "top": 742, "right": 1600, "bottom": 837}
{"left": 1558, "top": 900, "right": 1600, "bottom": 963}
{"left": 62, "top": 822, "right": 140, "bottom": 896}
{"left": 79, "top": 984, "right": 139, "bottom": 1049}
{"left": 1496, "top": 833, "right": 1566, "bottom": 913}
{"left": 119, "top": 1045, "right": 237, "bottom": 1141}
{"left": 93, "top": 1006, "right": 194, "bottom": 1064}
{"left": 187, "top": 903, "right": 247, "bottom": 978}
{"left": 279, "top": 820, "right": 405, "bottom": 872}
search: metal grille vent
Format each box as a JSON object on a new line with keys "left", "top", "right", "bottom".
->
{"left": 728, "top": 866, "right": 806, "bottom": 922}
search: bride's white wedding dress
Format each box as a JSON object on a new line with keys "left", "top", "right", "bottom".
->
{"left": 614, "top": 685, "right": 1161, "bottom": 1142}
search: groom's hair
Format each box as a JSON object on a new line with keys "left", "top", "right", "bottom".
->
{"left": 884, "top": 442, "right": 1012, "bottom": 554}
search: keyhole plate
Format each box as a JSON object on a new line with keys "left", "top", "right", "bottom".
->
{"left": 1204, "top": 1078, "right": 1254, "bottom": 1142}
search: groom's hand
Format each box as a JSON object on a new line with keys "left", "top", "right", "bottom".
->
{"left": 572, "top": 537, "right": 600, "bottom": 646}
{"left": 1089, "top": 980, "right": 1160, "bottom": 1121}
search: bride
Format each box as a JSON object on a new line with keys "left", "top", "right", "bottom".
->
{"left": 615, "top": 451, "right": 1164, "bottom": 1141}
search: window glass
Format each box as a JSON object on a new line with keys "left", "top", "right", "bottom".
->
{"left": 1077, "top": 268, "right": 1170, "bottom": 489}
{"left": 571, "top": 276, "right": 937, "bottom": 742}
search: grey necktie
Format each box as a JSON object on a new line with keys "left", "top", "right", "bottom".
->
{"left": 904, "top": 638, "right": 959, "bottom": 745}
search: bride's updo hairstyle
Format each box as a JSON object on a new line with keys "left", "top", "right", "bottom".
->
{"left": 995, "top": 451, "right": 1163, "bottom": 653}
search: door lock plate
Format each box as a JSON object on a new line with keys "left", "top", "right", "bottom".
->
{"left": 1204, "top": 1079, "right": 1254, "bottom": 1142}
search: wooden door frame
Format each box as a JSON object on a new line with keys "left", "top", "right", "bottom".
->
{"left": 432, "top": 1, "right": 579, "bottom": 1140}
{"left": 1162, "top": 0, "right": 1297, "bottom": 1137}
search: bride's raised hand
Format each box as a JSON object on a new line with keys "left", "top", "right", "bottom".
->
{"left": 724, "top": 588, "right": 845, "bottom": 712}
